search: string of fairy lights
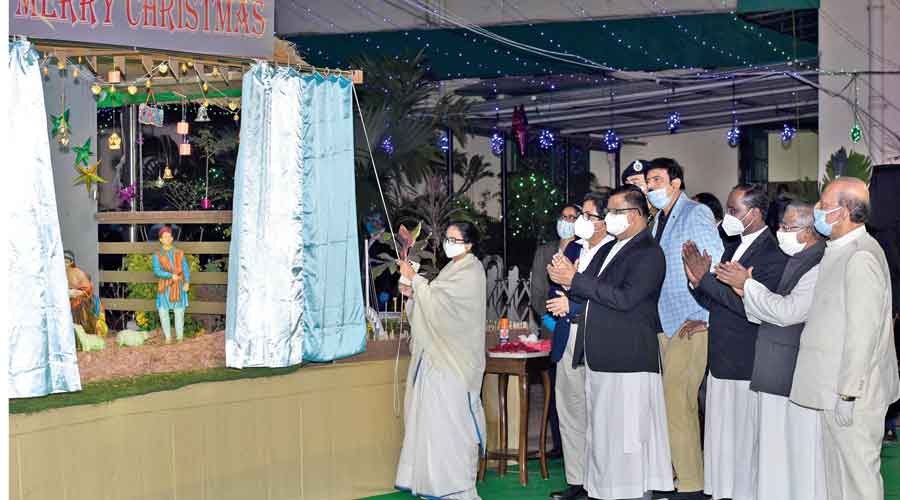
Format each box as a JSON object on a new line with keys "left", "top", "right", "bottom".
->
{"left": 292, "top": 0, "right": 900, "bottom": 154}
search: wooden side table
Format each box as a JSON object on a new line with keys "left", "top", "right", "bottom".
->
{"left": 479, "top": 352, "right": 551, "bottom": 486}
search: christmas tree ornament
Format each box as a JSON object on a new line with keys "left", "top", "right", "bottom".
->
{"left": 490, "top": 129, "right": 505, "bottom": 157}
{"left": 200, "top": 198, "right": 212, "bottom": 209}
{"left": 73, "top": 161, "right": 106, "bottom": 194}
{"left": 163, "top": 165, "right": 174, "bottom": 180}
{"left": 233, "top": 112, "right": 239, "bottom": 122}
{"left": 108, "top": 132, "right": 122, "bottom": 150}
{"left": 195, "top": 105, "right": 211, "bottom": 122}
{"left": 850, "top": 123, "right": 862, "bottom": 143}
{"left": 91, "top": 83, "right": 102, "bottom": 95}
{"left": 117, "top": 183, "right": 137, "bottom": 205}
{"left": 180, "top": 62, "right": 189, "bottom": 74}
{"left": 781, "top": 123, "right": 797, "bottom": 145}
{"left": 228, "top": 101, "right": 238, "bottom": 111}
{"left": 511, "top": 105, "right": 528, "bottom": 157}
{"left": 56, "top": 58, "right": 66, "bottom": 70}
{"left": 50, "top": 96, "right": 71, "bottom": 147}
{"left": 538, "top": 129, "right": 555, "bottom": 150}
{"left": 438, "top": 131, "right": 450, "bottom": 152}
{"left": 667, "top": 111, "right": 681, "bottom": 133}
{"left": 127, "top": 85, "right": 138, "bottom": 95}
{"left": 381, "top": 136, "right": 395, "bottom": 156}
{"left": 727, "top": 126, "right": 741, "bottom": 147}
{"left": 72, "top": 138, "right": 93, "bottom": 166}
{"left": 179, "top": 142, "right": 191, "bottom": 156}
{"left": 107, "top": 69, "right": 121, "bottom": 83}
{"left": 604, "top": 129, "right": 621, "bottom": 152}
{"left": 158, "top": 62, "right": 168, "bottom": 74}
{"left": 176, "top": 99, "right": 189, "bottom": 135}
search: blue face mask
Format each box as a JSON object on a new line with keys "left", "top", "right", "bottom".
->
{"left": 647, "top": 187, "right": 672, "bottom": 210}
{"left": 814, "top": 206, "right": 841, "bottom": 237}
{"left": 557, "top": 219, "right": 576, "bottom": 240}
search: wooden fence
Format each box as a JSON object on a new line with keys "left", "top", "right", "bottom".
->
{"left": 96, "top": 211, "right": 232, "bottom": 315}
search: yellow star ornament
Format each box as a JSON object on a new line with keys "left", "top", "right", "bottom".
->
{"left": 73, "top": 161, "right": 106, "bottom": 194}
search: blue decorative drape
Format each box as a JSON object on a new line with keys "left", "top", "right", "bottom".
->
{"left": 8, "top": 40, "right": 82, "bottom": 398}
{"left": 226, "top": 63, "right": 365, "bottom": 368}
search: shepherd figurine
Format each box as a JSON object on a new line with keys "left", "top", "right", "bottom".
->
{"left": 152, "top": 226, "right": 190, "bottom": 343}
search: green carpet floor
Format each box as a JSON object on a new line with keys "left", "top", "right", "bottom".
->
{"left": 365, "top": 443, "right": 900, "bottom": 499}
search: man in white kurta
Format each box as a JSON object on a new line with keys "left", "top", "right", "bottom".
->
{"left": 549, "top": 186, "right": 673, "bottom": 500}
{"left": 395, "top": 247, "right": 487, "bottom": 500}
{"left": 715, "top": 201, "right": 827, "bottom": 500}
{"left": 790, "top": 178, "right": 900, "bottom": 500}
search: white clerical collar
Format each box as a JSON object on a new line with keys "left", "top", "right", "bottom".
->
{"left": 827, "top": 225, "right": 867, "bottom": 249}
{"left": 741, "top": 226, "right": 767, "bottom": 245}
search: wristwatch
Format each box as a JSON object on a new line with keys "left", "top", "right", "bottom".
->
{"left": 839, "top": 394, "right": 857, "bottom": 402}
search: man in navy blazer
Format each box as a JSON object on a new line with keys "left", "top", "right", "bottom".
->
{"left": 684, "top": 184, "right": 787, "bottom": 500}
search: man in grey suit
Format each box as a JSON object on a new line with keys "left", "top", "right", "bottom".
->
{"left": 790, "top": 178, "right": 900, "bottom": 500}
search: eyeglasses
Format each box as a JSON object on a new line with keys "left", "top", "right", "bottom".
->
{"left": 607, "top": 207, "right": 640, "bottom": 215}
{"left": 580, "top": 212, "right": 605, "bottom": 222}
{"left": 444, "top": 237, "right": 467, "bottom": 245}
{"left": 778, "top": 224, "right": 806, "bottom": 232}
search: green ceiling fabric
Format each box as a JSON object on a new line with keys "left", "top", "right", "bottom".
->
{"left": 286, "top": 12, "right": 816, "bottom": 80}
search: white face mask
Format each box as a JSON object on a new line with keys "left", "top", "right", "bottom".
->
{"left": 776, "top": 230, "right": 807, "bottom": 256}
{"left": 574, "top": 215, "right": 596, "bottom": 240}
{"left": 721, "top": 211, "right": 752, "bottom": 237}
{"left": 604, "top": 212, "right": 630, "bottom": 236}
{"left": 557, "top": 219, "right": 576, "bottom": 240}
{"left": 443, "top": 240, "right": 467, "bottom": 258}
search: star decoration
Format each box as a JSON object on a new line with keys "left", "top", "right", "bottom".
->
{"left": 73, "top": 161, "right": 106, "bottom": 194}
{"left": 73, "top": 138, "right": 93, "bottom": 167}
{"left": 50, "top": 109, "right": 70, "bottom": 139}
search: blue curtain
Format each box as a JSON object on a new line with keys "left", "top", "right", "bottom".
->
{"left": 299, "top": 74, "right": 366, "bottom": 362}
{"left": 8, "top": 40, "right": 82, "bottom": 398}
{"left": 226, "top": 64, "right": 365, "bottom": 367}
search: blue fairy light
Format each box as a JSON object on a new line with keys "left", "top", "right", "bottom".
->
{"left": 604, "top": 129, "right": 620, "bottom": 152}
{"left": 381, "top": 136, "right": 395, "bottom": 156}
{"left": 727, "top": 126, "right": 741, "bottom": 147}
{"left": 667, "top": 111, "right": 681, "bottom": 133}
{"left": 438, "top": 131, "right": 450, "bottom": 152}
{"left": 538, "top": 128, "right": 555, "bottom": 150}
{"left": 490, "top": 129, "right": 505, "bottom": 157}
{"left": 781, "top": 123, "right": 796, "bottom": 145}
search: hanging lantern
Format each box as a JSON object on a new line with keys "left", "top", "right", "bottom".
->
{"left": 180, "top": 62, "right": 189, "bottom": 74}
{"left": 727, "top": 126, "right": 741, "bottom": 147}
{"left": 176, "top": 121, "right": 189, "bottom": 135}
{"left": 233, "top": 112, "right": 240, "bottom": 122}
{"left": 200, "top": 198, "right": 212, "bottom": 209}
{"left": 781, "top": 123, "right": 797, "bottom": 145}
{"left": 107, "top": 69, "right": 121, "bottom": 83}
{"left": 163, "top": 165, "right": 174, "bottom": 180}
{"left": 667, "top": 112, "right": 681, "bottom": 133}
{"left": 490, "top": 129, "right": 505, "bottom": 157}
{"left": 195, "top": 105, "right": 211, "bottom": 122}
{"left": 179, "top": 142, "right": 192, "bottom": 156}
{"left": 158, "top": 62, "right": 169, "bottom": 74}
{"left": 127, "top": 85, "right": 138, "bottom": 95}
{"left": 604, "top": 129, "right": 621, "bottom": 152}
{"left": 538, "top": 129, "right": 555, "bottom": 150}
{"left": 108, "top": 131, "right": 122, "bottom": 150}
{"left": 201, "top": 81, "right": 209, "bottom": 93}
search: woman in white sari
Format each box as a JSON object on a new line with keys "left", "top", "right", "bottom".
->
{"left": 395, "top": 222, "right": 487, "bottom": 500}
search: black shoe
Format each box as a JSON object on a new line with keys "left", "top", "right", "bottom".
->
{"left": 549, "top": 484, "right": 587, "bottom": 500}
{"left": 651, "top": 491, "right": 677, "bottom": 500}
{"left": 652, "top": 492, "right": 707, "bottom": 500}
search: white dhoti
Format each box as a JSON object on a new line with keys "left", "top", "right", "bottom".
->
{"left": 755, "top": 392, "right": 827, "bottom": 500}
{"left": 584, "top": 370, "right": 674, "bottom": 500}
{"left": 556, "top": 325, "right": 587, "bottom": 485}
{"left": 704, "top": 375, "right": 759, "bottom": 500}
{"left": 396, "top": 353, "right": 486, "bottom": 500}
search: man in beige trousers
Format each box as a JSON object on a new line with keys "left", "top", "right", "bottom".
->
{"left": 791, "top": 177, "right": 900, "bottom": 500}
{"left": 644, "top": 159, "right": 723, "bottom": 500}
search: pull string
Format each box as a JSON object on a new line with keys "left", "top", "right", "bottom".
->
{"left": 351, "top": 83, "right": 401, "bottom": 259}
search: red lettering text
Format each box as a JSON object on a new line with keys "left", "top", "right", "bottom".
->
{"left": 102, "top": 0, "right": 113, "bottom": 24}
{"left": 234, "top": 2, "right": 249, "bottom": 33}
{"left": 41, "top": 0, "right": 59, "bottom": 19}
{"left": 143, "top": 0, "right": 158, "bottom": 27}
{"left": 251, "top": 0, "right": 264, "bottom": 35}
{"left": 214, "top": 0, "right": 231, "bottom": 32}
{"left": 125, "top": 0, "right": 139, "bottom": 26}
{"left": 59, "top": 0, "right": 78, "bottom": 24}
{"left": 79, "top": 0, "right": 97, "bottom": 24}
{"left": 184, "top": 0, "right": 198, "bottom": 29}
{"left": 160, "top": 0, "right": 174, "bottom": 31}
{"left": 15, "top": 0, "right": 37, "bottom": 17}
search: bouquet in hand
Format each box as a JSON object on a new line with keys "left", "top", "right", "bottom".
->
{"left": 397, "top": 222, "right": 422, "bottom": 286}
